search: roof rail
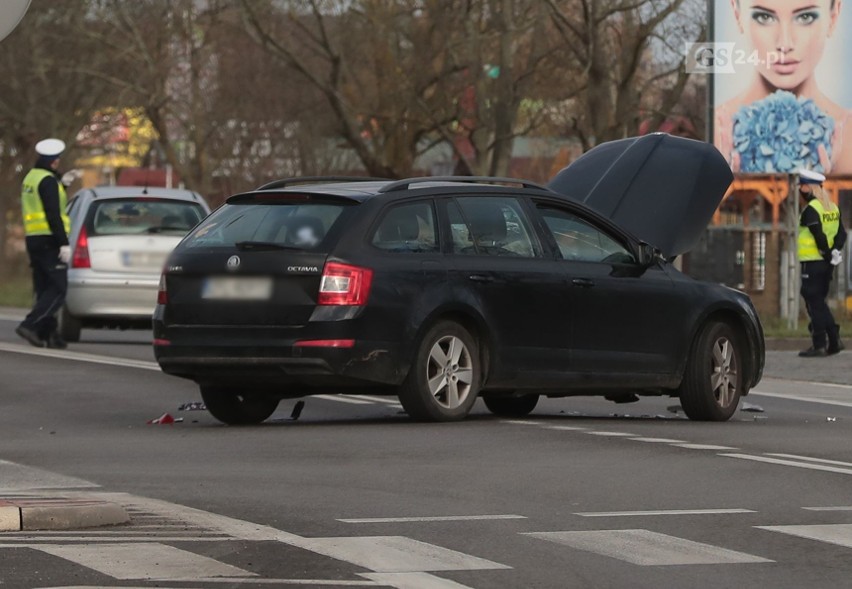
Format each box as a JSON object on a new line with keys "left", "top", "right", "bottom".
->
{"left": 256, "top": 176, "right": 390, "bottom": 191}
{"left": 378, "top": 176, "right": 551, "bottom": 193}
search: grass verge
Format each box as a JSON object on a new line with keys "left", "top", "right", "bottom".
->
{"left": 0, "top": 273, "right": 32, "bottom": 308}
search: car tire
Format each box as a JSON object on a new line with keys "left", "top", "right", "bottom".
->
{"left": 200, "top": 386, "right": 280, "bottom": 425}
{"left": 58, "top": 306, "right": 82, "bottom": 342}
{"left": 679, "top": 321, "right": 743, "bottom": 422}
{"left": 483, "top": 394, "right": 539, "bottom": 418}
{"left": 398, "top": 320, "right": 480, "bottom": 422}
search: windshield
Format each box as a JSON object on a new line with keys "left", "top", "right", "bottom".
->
{"left": 182, "top": 201, "right": 351, "bottom": 251}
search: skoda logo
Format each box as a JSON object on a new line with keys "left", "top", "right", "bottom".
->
{"left": 226, "top": 255, "right": 241, "bottom": 271}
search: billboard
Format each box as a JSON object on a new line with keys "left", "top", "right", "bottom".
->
{"left": 703, "top": 0, "right": 852, "bottom": 175}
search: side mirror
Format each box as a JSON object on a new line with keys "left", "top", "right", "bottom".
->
{"left": 636, "top": 242, "right": 661, "bottom": 268}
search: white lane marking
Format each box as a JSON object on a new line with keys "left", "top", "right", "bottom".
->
{"left": 361, "top": 572, "right": 475, "bottom": 589}
{"left": 720, "top": 454, "right": 852, "bottom": 476}
{"left": 629, "top": 438, "right": 686, "bottom": 443}
{"left": 524, "top": 530, "right": 772, "bottom": 566}
{"left": 190, "top": 579, "right": 377, "bottom": 586}
{"left": 348, "top": 395, "right": 402, "bottom": 406}
{"left": 0, "top": 459, "right": 99, "bottom": 491}
{"left": 673, "top": 444, "right": 739, "bottom": 451}
{"left": 338, "top": 515, "right": 526, "bottom": 524}
{"left": 35, "top": 542, "right": 254, "bottom": 580}
{"left": 803, "top": 506, "right": 852, "bottom": 511}
{"left": 584, "top": 431, "right": 636, "bottom": 437}
{"left": 767, "top": 454, "right": 852, "bottom": 468}
{"left": 756, "top": 379, "right": 852, "bottom": 390}
{"left": 299, "top": 536, "right": 510, "bottom": 573}
{"left": 0, "top": 537, "right": 237, "bottom": 543}
{"left": 574, "top": 509, "right": 756, "bottom": 518}
{"left": 38, "top": 584, "right": 375, "bottom": 589}
{"left": 0, "top": 342, "right": 159, "bottom": 371}
{"left": 757, "top": 524, "right": 852, "bottom": 549}
{"left": 500, "top": 420, "right": 545, "bottom": 426}
{"left": 542, "top": 425, "right": 588, "bottom": 431}
{"left": 750, "top": 391, "right": 852, "bottom": 408}
{"left": 314, "top": 395, "right": 375, "bottom": 405}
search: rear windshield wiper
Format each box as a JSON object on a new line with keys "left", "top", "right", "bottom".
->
{"left": 235, "top": 240, "right": 303, "bottom": 251}
{"left": 146, "top": 226, "right": 187, "bottom": 234}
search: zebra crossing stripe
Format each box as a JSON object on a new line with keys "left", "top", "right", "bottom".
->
{"left": 299, "top": 536, "right": 511, "bottom": 572}
{"left": 757, "top": 524, "right": 852, "bottom": 549}
{"left": 34, "top": 542, "right": 254, "bottom": 580}
{"left": 524, "top": 529, "right": 772, "bottom": 565}
{"left": 361, "top": 571, "right": 476, "bottom": 588}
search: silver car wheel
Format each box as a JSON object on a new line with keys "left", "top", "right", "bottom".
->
{"left": 710, "top": 336, "right": 738, "bottom": 408}
{"left": 426, "top": 335, "right": 473, "bottom": 410}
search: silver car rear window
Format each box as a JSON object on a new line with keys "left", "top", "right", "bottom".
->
{"left": 89, "top": 198, "right": 206, "bottom": 236}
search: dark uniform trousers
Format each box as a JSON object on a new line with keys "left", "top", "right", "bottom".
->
{"left": 21, "top": 237, "right": 68, "bottom": 339}
{"left": 800, "top": 259, "right": 836, "bottom": 348}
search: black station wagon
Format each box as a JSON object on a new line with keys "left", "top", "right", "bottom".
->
{"left": 153, "top": 134, "right": 765, "bottom": 424}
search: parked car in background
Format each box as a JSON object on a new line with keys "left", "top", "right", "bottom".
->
{"left": 152, "top": 135, "right": 765, "bottom": 426}
{"left": 60, "top": 186, "right": 211, "bottom": 342}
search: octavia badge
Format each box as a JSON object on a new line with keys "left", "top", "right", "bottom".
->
{"left": 226, "top": 255, "right": 241, "bottom": 271}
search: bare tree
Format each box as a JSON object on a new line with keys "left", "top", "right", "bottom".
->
{"left": 544, "top": 0, "right": 704, "bottom": 150}
{"left": 78, "top": 0, "right": 237, "bottom": 195}
{"left": 0, "top": 0, "right": 113, "bottom": 270}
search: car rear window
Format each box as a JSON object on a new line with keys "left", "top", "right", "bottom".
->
{"left": 181, "top": 201, "right": 351, "bottom": 251}
{"left": 89, "top": 198, "right": 206, "bottom": 236}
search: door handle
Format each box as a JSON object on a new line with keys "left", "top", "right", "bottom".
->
{"left": 468, "top": 274, "right": 496, "bottom": 283}
{"left": 572, "top": 278, "right": 595, "bottom": 288}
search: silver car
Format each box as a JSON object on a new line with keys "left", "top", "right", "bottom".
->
{"left": 60, "top": 186, "right": 211, "bottom": 342}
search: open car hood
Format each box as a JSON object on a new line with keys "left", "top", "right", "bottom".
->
{"left": 547, "top": 134, "right": 733, "bottom": 258}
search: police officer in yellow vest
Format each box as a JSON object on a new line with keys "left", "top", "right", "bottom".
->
{"left": 15, "top": 138, "right": 71, "bottom": 349}
{"left": 797, "top": 169, "right": 847, "bottom": 357}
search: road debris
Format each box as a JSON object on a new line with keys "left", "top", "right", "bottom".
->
{"left": 147, "top": 413, "right": 175, "bottom": 425}
{"left": 178, "top": 401, "right": 206, "bottom": 411}
{"left": 827, "top": 417, "right": 837, "bottom": 422}
{"left": 741, "top": 402, "right": 765, "bottom": 413}
{"left": 291, "top": 400, "right": 305, "bottom": 420}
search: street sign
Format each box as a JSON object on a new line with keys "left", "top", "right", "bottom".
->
{"left": 0, "top": 0, "right": 31, "bottom": 43}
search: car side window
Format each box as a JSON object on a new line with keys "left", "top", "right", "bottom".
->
{"left": 538, "top": 206, "right": 634, "bottom": 264}
{"left": 451, "top": 197, "right": 539, "bottom": 257}
{"left": 371, "top": 201, "right": 438, "bottom": 253}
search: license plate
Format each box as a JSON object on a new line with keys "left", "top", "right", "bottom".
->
{"left": 202, "top": 276, "right": 273, "bottom": 300}
{"left": 122, "top": 251, "right": 168, "bottom": 268}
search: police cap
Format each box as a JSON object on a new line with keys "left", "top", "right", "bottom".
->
{"left": 797, "top": 168, "right": 826, "bottom": 185}
{"left": 35, "top": 138, "right": 65, "bottom": 158}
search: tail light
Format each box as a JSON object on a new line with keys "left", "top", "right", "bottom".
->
{"left": 157, "top": 272, "right": 167, "bottom": 305}
{"left": 71, "top": 226, "right": 91, "bottom": 268}
{"left": 318, "top": 262, "right": 373, "bottom": 306}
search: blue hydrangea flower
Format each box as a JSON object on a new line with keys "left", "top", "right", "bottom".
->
{"left": 732, "top": 90, "right": 834, "bottom": 173}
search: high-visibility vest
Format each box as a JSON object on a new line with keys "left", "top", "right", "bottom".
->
{"left": 798, "top": 198, "right": 840, "bottom": 262}
{"left": 21, "top": 168, "right": 70, "bottom": 237}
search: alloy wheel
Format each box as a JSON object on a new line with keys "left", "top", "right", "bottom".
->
{"left": 710, "top": 336, "right": 738, "bottom": 408}
{"left": 426, "top": 335, "right": 473, "bottom": 410}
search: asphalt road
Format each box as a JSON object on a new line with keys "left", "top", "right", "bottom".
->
{"left": 1, "top": 309, "right": 851, "bottom": 589}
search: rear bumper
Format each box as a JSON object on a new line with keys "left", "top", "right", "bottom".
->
{"left": 67, "top": 273, "right": 158, "bottom": 318}
{"left": 154, "top": 334, "right": 406, "bottom": 389}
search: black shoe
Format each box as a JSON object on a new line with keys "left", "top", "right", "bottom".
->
{"left": 46, "top": 333, "right": 67, "bottom": 350}
{"left": 798, "top": 346, "right": 828, "bottom": 358}
{"left": 827, "top": 341, "right": 845, "bottom": 355}
{"left": 15, "top": 325, "right": 46, "bottom": 348}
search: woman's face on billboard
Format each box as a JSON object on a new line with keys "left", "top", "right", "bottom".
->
{"left": 733, "top": 0, "right": 840, "bottom": 90}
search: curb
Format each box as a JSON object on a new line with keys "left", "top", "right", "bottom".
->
{"left": 0, "top": 497, "right": 130, "bottom": 531}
